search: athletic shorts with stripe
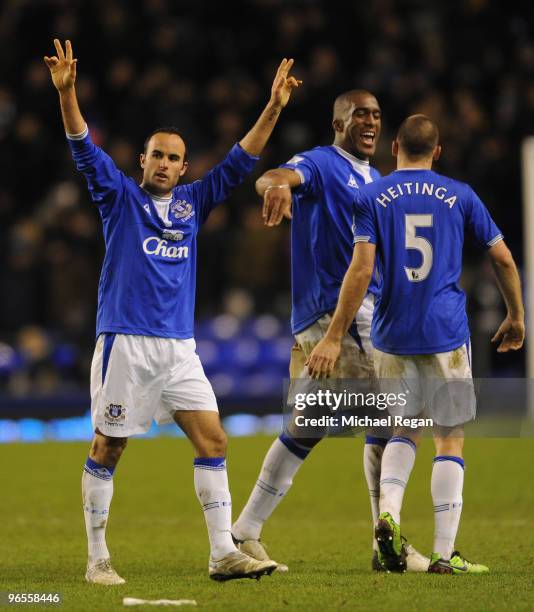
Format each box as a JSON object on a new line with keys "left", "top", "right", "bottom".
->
{"left": 90, "top": 334, "right": 218, "bottom": 438}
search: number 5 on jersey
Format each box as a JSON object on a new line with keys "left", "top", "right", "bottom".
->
{"left": 404, "top": 214, "right": 433, "bottom": 282}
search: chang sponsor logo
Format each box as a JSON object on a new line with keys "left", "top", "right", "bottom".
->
{"left": 162, "top": 230, "right": 184, "bottom": 241}
{"left": 143, "top": 236, "right": 189, "bottom": 259}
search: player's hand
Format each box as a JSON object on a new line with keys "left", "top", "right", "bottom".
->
{"left": 305, "top": 337, "right": 341, "bottom": 379}
{"left": 269, "top": 59, "right": 302, "bottom": 109}
{"left": 44, "top": 39, "right": 77, "bottom": 92}
{"left": 262, "top": 185, "right": 292, "bottom": 226}
{"left": 491, "top": 316, "right": 525, "bottom": 352}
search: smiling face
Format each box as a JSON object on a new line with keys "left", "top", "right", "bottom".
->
{"left": 140, "top": 132, "right": 188, "bottom": 197}
{"left": 332, "top": 91, "right": 382, "bottom": 160}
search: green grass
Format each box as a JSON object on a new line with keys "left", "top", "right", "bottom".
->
{"left": 1, "top": 436, "right": 534, "bottom": 610}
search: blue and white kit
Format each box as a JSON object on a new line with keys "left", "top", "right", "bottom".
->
{"left": 352, "top": 169, "right": 503, "bottom": 425}
{"left": 352, "top": 168, "right": 503, "bottom": 355}
{"left": 68, "top": 127, "right": 259, "bottom": 436}
{"left": 281, "top": 145, "right": 381, "bottom": 337}
{"left": 281, "top": 145, "right": 381, "bottom": 380}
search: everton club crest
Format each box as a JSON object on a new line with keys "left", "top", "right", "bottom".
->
{"left": 171, "top": 200, "right": 195, "bottom": 221}
{"left": 104, "top": 403, "right": 126, "bottom": 423}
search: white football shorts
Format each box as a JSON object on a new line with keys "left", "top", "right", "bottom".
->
{"left": 286, "top": 294, "right": 390, "bottom": 439}
{"left": 373, "top": 342, "right": 476, "bottom": 427}
{"left": 90, "top": 334, "right": 218, "bottom": 437}
{"left": 290, "top": 293, "right": 376, "bottom": 379}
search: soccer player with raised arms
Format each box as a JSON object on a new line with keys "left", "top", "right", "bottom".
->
{"left": 44, "top": 39, "right": 301, "bottom": 584}
{"left": 232, "top": 91, "right": 428, "bottom": 572}
{"left": 307, "top": 114, "right": 525, "bottom": 573}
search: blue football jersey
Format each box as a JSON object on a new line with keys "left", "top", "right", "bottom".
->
{"left": 68, "top": 130, "right": 258, "bottom": 339}
{"left": 280, "top": 145, "right": 381, "bottom": 335}
{"left": 352, "top": 169, "right": 503, "bottom": 354}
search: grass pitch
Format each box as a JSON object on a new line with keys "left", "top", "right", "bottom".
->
{"left": 1, "top": 435, "right": 534, "bottom": 611}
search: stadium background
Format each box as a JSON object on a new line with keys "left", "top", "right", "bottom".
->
{"left": 0, "top": 0, "right": 532, "bottom": 440}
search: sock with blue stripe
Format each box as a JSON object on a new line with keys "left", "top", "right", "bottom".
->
{"left": 232, "top": 433, "right": 310, "bottom": 541}
{"left": 431, "top": 455, "right": 464, "bottom": 560}
{"left": 82, "top": 457, "right": 115, "bottom": 564}
{"left": 193, "top": 457, "right": 237, "bottom": 560}
{"left": 379, "top": 436, "right": 417, "bottom": 523}
{"left": 364, "top": 435, "right": 389, "bottom": 551}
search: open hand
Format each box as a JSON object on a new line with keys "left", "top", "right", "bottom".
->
{"left": 262, "top": 185, "right": 292, "bottom": 226}
{"left": 305, "top": 337, "right": 341, "bottom": 379}
{"left": 270, "top": 58, "right": 302, "bottom": 109}
{"left": 44, "top": 39, "right": 77, "bottom": 92}
{"left": 491, "top": 316, "right": 525, "bottom": 352}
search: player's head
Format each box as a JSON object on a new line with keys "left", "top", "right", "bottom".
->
{"left": 140, "top": 127, "right": 188, "bottom": 196}
{"left": 393, "top": 114, "right": 441, "bottom": 165}
{"left": 332, "top": 90, "right": 381, "bottom": 160}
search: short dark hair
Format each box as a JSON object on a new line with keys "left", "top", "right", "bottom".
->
{"left": 397, "top": 114, "right": 439, "bottom": 159}
{"left": 143, "top": 127, "right": 187, "bottom": 161}
{"left": 332, "top": 89, "right": 377, "bottom": 122}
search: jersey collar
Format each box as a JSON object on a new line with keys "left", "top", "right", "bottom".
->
{"left": 331, "top": 145, "right": 373, "bottom": 184}
{"left": 394, "top": 168, "right": 428, "bottom": 171}
{"left": 150, "top": 193, "right": 173, "bottom": 203}
{"left": 331, "top": 145, "right": 370, "bottom": 168}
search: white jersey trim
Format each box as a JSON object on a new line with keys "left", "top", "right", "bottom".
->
{"left": 66, "top": 124, "right": 89, "bottom": 141}
{"left": 293, "top": 168, "right": 305, "bottom": 184}
{"left": 331, "top": 146, "right": 373, "bottom": 184}
{"left": 394, "top": 167, "right": 426, "bottom": 171}
{"left": 487, "top": 234, "right": 504, "bottom": 247}
{"left": 151, "top": 194, "right": 173, "bottom": 226}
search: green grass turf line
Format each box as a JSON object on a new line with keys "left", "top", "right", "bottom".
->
{"left": 1, "top": 436, "right": 533, "bottom": 610}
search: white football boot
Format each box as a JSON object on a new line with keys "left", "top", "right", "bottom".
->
{"left": 236, "top": 539, "right": 289, "bottom": 573}
{"left": 85, "top": 558, "right": 125, "bottom": 585}
{"left": 209, "top": 550, "right": 277, "bottom": 581}
{"left": 405, "top": 543, "right": 430, "bottom": 572}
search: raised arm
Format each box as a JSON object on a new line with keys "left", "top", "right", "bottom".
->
{"left": 488, "top": 240, "right": 525, "bottom": 352}
{"left": 44, "top": 39, "right": 124, "bottom": 212}
{"left": 256, "top": 168, "right": 302, "bottom": 226}
{"left": 306, "top": 242, "right": 376, "bottom": 378}
{"left": 239, "top": 59, "right": 301, "bottom": 156}
{"left": 44, "top": 39, "right": 85, "bottom": 135}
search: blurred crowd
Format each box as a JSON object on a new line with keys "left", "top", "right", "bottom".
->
{"left": 0, "top": 0, "right": 531, "bottom": 394}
